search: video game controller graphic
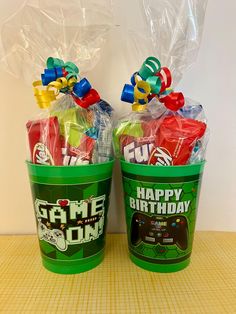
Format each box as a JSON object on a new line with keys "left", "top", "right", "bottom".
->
{"left": 131, "top": 213, "right": 188, "bottom": 250}
{"left": 38, "top": 221, "right": 68, "bottom": 251}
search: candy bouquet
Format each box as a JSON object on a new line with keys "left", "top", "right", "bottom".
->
{"left": 27, "top": 57, "right": 113, "bottom": 166}
{"left": 113, "top": 56, "right": 208, "bottom": 166}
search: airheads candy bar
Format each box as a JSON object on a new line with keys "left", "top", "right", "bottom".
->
{"left": 26, "top": 117, "right": 63, "bottom": 165}
{"left": 121, "top": 115, "right": 206, "bottom": 165}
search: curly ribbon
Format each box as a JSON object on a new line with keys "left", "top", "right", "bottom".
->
{"left": 46, "top": 77, "right": 74, "bottom": 96}
{"left": 121, "top": 84, "right": 134, "bottom": 103}
{"left": 33, "top": 81, "right": 56, "bottom": 109}
{"left": 33, "top": 57, "right": 100, "bottom": 109}
{"left": 73, "top": 89, "right": 100, "bottom": 108}
{"left": 146, "top": 76, "right": 161, "bottom": 94}
{"left": 159, "top": 92, "right": 185, "bottom": 111}
{"left": 73, "top": 78, "right": 91, "bottom": 98}
{"left": 41, "top": 67, "right": 64, "bottom": 86}
{"left": 158, "top": 67, "right": 172, "bottom": 88}
{"left": 121, "top": 56, "right": 185, "bottom": 111}
{"left": 47, "top": 57, "right": 64, "bottom": 69}
{"left": 64, "top": 62, "right": 79, "bottom": 75}
{"left": 132, "top": 103, "right": 147, "bottom": 111}
{"left": 139, "top": 57, "right": 161, "bottom": 80}
{"left": 134, "top": 80, "right": 151, "bottom": 104}
{"left": 159, "top": 87, "right": 173, "bottom": 97}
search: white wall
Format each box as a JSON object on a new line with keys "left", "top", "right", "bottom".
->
{"left": 0, "top": 0, "right": 235, "bottom": 234}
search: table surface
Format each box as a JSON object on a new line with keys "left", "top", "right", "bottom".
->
{"left": 1, "top": 232, "right": 236, "bottom": 313}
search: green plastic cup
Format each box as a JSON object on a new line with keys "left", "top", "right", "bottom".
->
{"left": 27, "top": 160, "right": 114, "bottom": 274}
{"left": 121, "top": 160, "right": 205, "bottom": 273}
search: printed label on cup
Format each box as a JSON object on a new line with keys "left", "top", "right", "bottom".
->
{"left": 35, "top": 196, "right": 105, "bottom": 252}
{"left": 122, "top": 172, "right": 202, "bottom": 264}
{"left": 30, "top": 179, "right": 111, "bottom": 261}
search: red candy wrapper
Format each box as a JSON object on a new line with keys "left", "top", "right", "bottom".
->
{"left": 120, "top": 134, "right": 156, "bottom": 164}
{"left": 141, "top": 118, "right": 161, "bottom": 137}
{"left": 149, "top": 115, "right": 207, "bottom": 165}
{"left": 26, "top": 117, "right": 63, "bottom": 165}
{"left": 119, "top": 114, "right": 206, "bottom": 166}
{"left": 61, "top": 135, "right": 95, "bottom": 165}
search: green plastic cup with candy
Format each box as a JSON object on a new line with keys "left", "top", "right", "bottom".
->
{"left": 0, "top": 1, "right": 115, "bottom": 274}
{"left": 25, "top": 57, "right": 115, "bottom": 274}
{"left": 114, "top": 56, "right": 209, "bottom": 272}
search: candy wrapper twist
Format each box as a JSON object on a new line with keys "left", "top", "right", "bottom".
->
{"left": 114, "top": 56, "right": 208, "bottom": 166}
{"left": 27, "top": 57, "right": 113, "bottom": 166}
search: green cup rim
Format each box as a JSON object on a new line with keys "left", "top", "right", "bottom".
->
{"left": 26, "top": 159, "right": 114, "bottom": 180}
{"left": 120, "top": 160, "right": 206, "bottom": 177}
{"left": 26, "top": 159, "right": 114, "bottom": 170}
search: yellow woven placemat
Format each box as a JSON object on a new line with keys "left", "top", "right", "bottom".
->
{"left": 0, "top": 232, "right": 236, "bottom": 313}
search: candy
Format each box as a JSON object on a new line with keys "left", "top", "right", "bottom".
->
{"left": 51, "top": 106, "right": 92, "bottom": 147}
{"left": 95, "top": 130, "right": 113, "bottom": 163}
{"left": 120, "top": 135, "right": 156, "bottom": 164}
{"left": 113, "top": 120, "right": 143, "bottom": 157}
{"left": 116, "top": 55, "right": 208, "bottom": 166}
{"left": 92, "top": 102, "right": 113, "bottom": 163}
{"left": 26, "top": 117, "right": 62, "bottom": 165}
{"left": 97, "top": 99, "right": 113, "bottom": 116}
{"left": 179, "top": 102, "right": 203, "bottom": 120}
{"left": 61, "top": 134, "right": 95, "bottom": 165}
{"left": 150, "top": 115, "right": 207, "bottom": 165}
{"left": 30, "top": 57, "right": 113, "bottom": 166}
{"left": 141, "top": 118, "right": 161, "bottom": 137}
{"left": 118, "top": 115, "right": 206, "bottom": 165}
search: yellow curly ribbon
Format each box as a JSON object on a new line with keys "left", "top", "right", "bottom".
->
{"left": 134, "top": 73, "right": 142, "bottom": 84}
{"left": 134, "top": 80, "right": 151, "bottom": 104}
{"left": 67, "top": 77, "right": 77, "bottom": 88}
{"left": 33, "top": 77, "right": 78, "bottom": 109}
{"left": 47, "top": 77, "right": 68, "bottom": 95}
{"left": 132, "top": 103, "right": 147, "bottom": 112}
{"left": 33, "top": 81, "right": 56, "bottom": 109}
